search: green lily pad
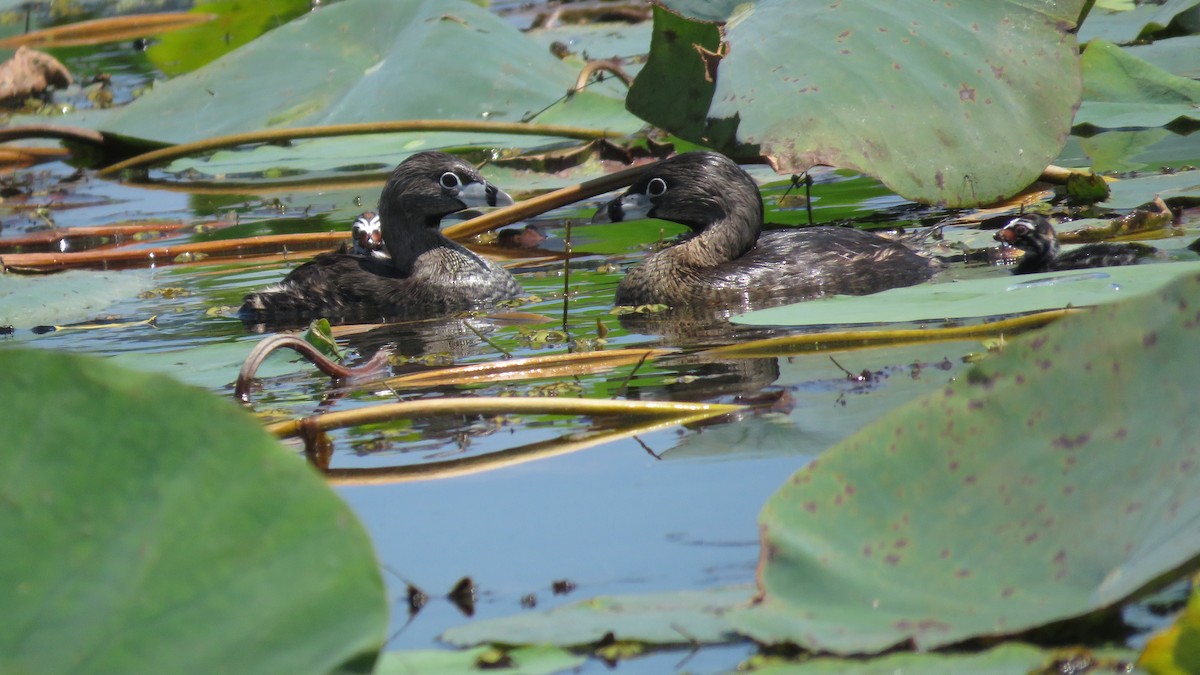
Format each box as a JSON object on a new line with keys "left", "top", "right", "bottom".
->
{"left": 441, "top": 585, "right": 751, "bottom": 648}
{"left": 1078, "top": 0, "right": 1200, "bottom": 44}
{"left": 1076, "top": 39, "right": 1200, "bottom": 130}
{"left": 375, "top": 645, "right": 584, "bottom": 675}
{"left": 1125, "top": 35, "right": 1200, "bottom": 79}
{"left": 1101, "top": 170, "right": 1200, "bottom": 209}
{"left": 750, "top": 644, "right": 1137, "bottom": 674}
{"left": 93, "top": 0, "right": 641, "bottom": 146}
{"left": 632, "top": 0, "right": 1086, "bottom": 207}
{"left": 734, "top": 261, "right": 1200, "bottom": 327}
{"left": 1069, "top": 128, "right": 1200, "bottom": 174}
{"left": 731, "top": 270, "right": 1200, "bottom": 652}
{"left": 0, "top": 348, "right": 387, "bottom": 673}
{"left": 0, "top": 269, "right": 157, "bottom": 329}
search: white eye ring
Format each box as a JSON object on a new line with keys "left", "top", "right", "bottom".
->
{"left": 646, "top": 177, "right": 667, "bottom": 198}
{"left": 440, "top": 172, "right": 462, "bottom": 190}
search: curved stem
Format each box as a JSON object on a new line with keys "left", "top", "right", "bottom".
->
{"left": 97, "top": 120, "right": 620, "bottom": 176}
{"left": 235, "top": 334, "right": 390, "bottom": 403}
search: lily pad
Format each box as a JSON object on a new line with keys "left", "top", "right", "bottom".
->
{"left": 1075, "top": 39, "right": 1200, "bottom": 130}
{"left": 751, "top": 644, "right": 1136, "bottom": 674}
{"left": 731, "top": 270, "right": 1200, "bottom": 652}
{"left": 0, "top": 348, "right": 387, "bottom": 673}
{"left": 441, "top": 585, "right": 751, "bottom": 648}
{"left": 1101, "top": 170, "right": 1200, "bottom": 210}
{"left": 1078, "top": 0, "right": 1200, "bottom": 44}
{"left": 0, "top": 269, "right": 157, "bottom": 329}
{"left": 632, "top": 0, "right": 1086, "bottom": 206}
{"left": 1125, "top": 35, "right": 1200, "bottom": 79}
{"left": 734, "top": 261, "right": 1200, "bottom": 327}
{"left": 375, "top": 645, "right": 584, "bottom": 675}
{"left": 93, "top": 0, "right": 642, "bottom": 146}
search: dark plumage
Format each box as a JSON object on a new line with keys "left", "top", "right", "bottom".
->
{"left": 994, "top": 215, "right": 1157, "bottom": 275}
{"left": 240, "top": 151, "right": 522, "bottom": 326}
{"left": 591, "top": 151, "right": 938, "bottom": 311}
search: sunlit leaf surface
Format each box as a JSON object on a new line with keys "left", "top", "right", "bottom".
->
{"left": 733, "top": 271, "right": 1200, "bottom": 652}
{"left": 0, "top": 349, "right": 386, "bottom": 673}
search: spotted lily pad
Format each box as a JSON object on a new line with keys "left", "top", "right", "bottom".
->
{"left": 632, "top": 0, "right": 1087, "bottom": 206}
{"left": 734, "top": 261, "right": 1200, "bottom": 327}
{"left": 731, "top": 270, "right": 1200, "bottom": 652}
{"left": 0, "top": 348, "right": 386, "bottom": 673}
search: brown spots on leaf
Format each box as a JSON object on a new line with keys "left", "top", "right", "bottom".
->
{"left": 1113, "top": 428, "right": 1127, "bottom": 440}
{"left": 1143, "top": 332, "right": 1157, "bottom": 348}
{"left": 894, "top": 538, "right": 909, "bottom": 549}
{"left": 1024, "top": 532, "right": 1039, "bottom": 544}
{"left": 959, "top": 84, "right": 976, "bottom": 102}
{"left": 1030, "top": 335, "right": 1048, "bottom": 351}
{"left": 1014, "top": 374, "right": 1025, "bottom": 385}
{"left": 893, "top": 62, "right": 901, "bottom": 70}
{"left": 963, "top": 475, "right": 977, "bottom": 486}
{"left": 991, "top": 64, "right": 1004, "bottom": 80}
{"left": 1052, "top": 433, "right": 1090, "bottom": 450}
{"left": 845, "top": 484, "right": 856, "bottom": 496}
{"left": 955, "top": 568, "right": 971, "bottom": 578}
{"left": 940, "top": 548, "right": 951, "bottom": 559}
{"left": 1125, "top": 502, "right": 1142, "bottom": 514}
{"left": 948, "top": 460, "right": 959, "bottom": 472}
{"left": 863, "top": 544, "right": 873, "bottom": 557}
{"left": 968, "top": 400, "right": 983, "bottom": 410}
{"left": 840, "top": 49, "right": 852, "bottom": 56}
{"left": 1037, "top": 359, "right": 1052, "bottom": 371}
{"left": 1001, "top": 587, "right": 1015, "bottom": 598}
{"left": 804, "top": 501, "right": 818, "bottom": 513}
{"left": 1111, "top": 361, "right": 1120, "bottom": 375}
{"left": 884, "top": 554, "right": 901, "bottom": 565}
{"left": 663, "top": 29, "right": 677, "bottom": 44}
{"left": 935, "top": 170, "right": 945, "bottom": 189}
{"left": 1063, "top": 484, "right": 1075, "bottom": 496}
{"left": 836, "top": 30, "right": 852, "bottom": 42}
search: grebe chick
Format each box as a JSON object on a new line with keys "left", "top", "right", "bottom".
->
{"left": 349, "top": 212, "right": 386, "bottom": 258}
{"left": 592, "top": 151, "right": 938, "bottom": 311}
{"left": 240, "top": 151, "right": 522, "bottom": 326}
{"left": 994, "top": 215, "right": 1157, "bottom": 275}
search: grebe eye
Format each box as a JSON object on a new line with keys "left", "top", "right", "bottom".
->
{"left": 440, "top": 172, "right": 462, "bottom": 190}
{"left": 646, "top": 177, "right": 667, "bottom": 198}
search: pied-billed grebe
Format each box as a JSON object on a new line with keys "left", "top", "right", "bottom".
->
{"left": 240, "top": 151, "right": 522, "bottom": 325}
{"left": 591, "top": 151, "right": 938, "bottom": 310}
{"left": 994, "top": 215, "right": 1157, "bottom": 275}
{"left": 349, "top": 211, "right": 387, "bottom": 258}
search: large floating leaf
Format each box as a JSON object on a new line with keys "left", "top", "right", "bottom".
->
{"left": 632, "top": 0, "right": 1086, "bottom": 206}
{"left": 1101, "top": 169, "right": 1200, "bottom": 209}
{"left": 731, "top": 270, "right": 1200, "bottom": 652}
{"left": 1125, "top": 35, "right": 1200, "bottom": 79}
{"left": 1075, "top": 39, "right": 1200, "bottom": 130}
{"left": 93, "top": 0, "right": 641, "bottom": 146}
{"left": 0, "top": 269, "right": 156, "bottom": 329}
{"left": 753, "top": 644, "right": 1136, "bottom": 674}
{"left": 734, "top": 261, "right": 1200, "bottom": 327}
{"left": 0, "top": 348, "right": 387, "bottom": 673}
{"left": 1078, "top": 0, "right": 1200, "bottom": 44}
{"left": 441, "top": 585, "right": 751, "bottom": 648}
{"left": 375, "top": 645, "right": 584, "bottom": 675}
